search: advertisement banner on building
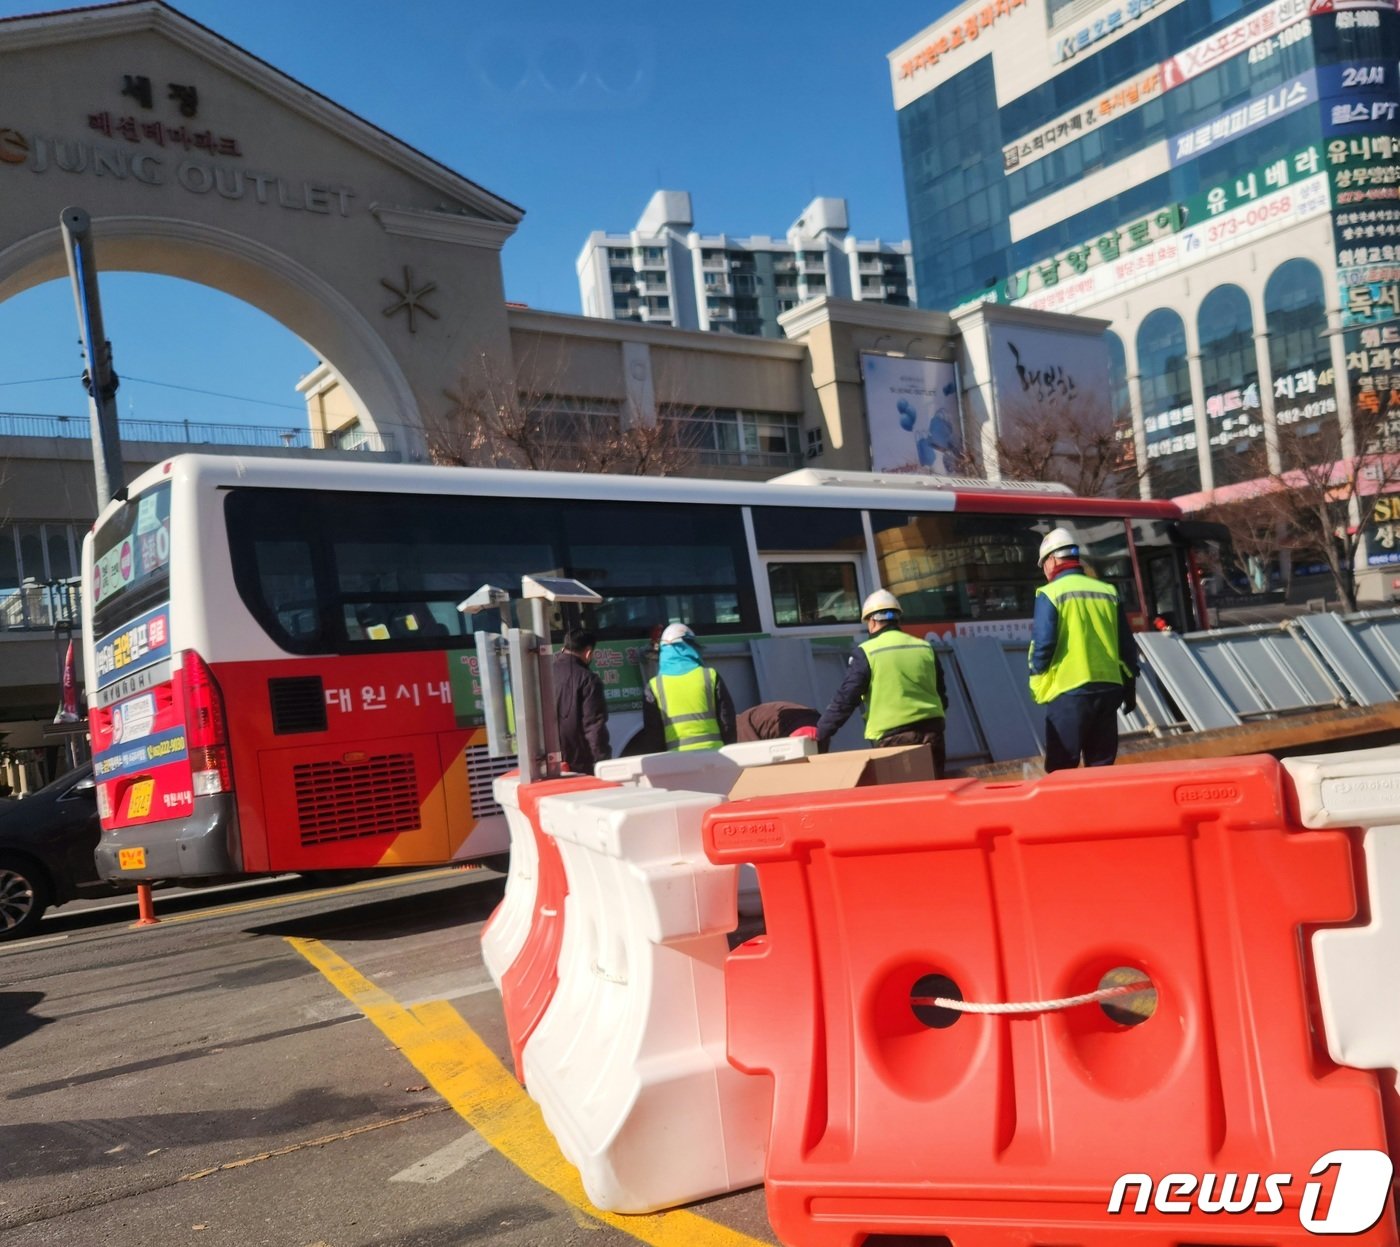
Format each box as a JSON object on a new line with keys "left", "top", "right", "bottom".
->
{"left": 1180, "top": 143, "right": 1323, "bottom": 223}
{"left": 1053, "top": 0, "right": 1177, "bottom": 63}
{"left": 1168, "top": 70, "right": 1317, "bottom": 166}
{"left": 986, "top": 323, "right": 1114, "bottom": 442}
{"left": 860, "top": 354, "right": 964, "bottom": 474}
{"left": 1180, "top": 170, "right": 1331, "bottom": 262}
{"left": 1319, "top": 61, "right": 1400, "bottom": 135}
{"left": 1160, "top": 0, "right": 1310, "bottom": 89}
{"left": 1001, "top": 167, "right": 1326, "bottom": 316}
{"left": 1002, "top": 67, "right": 1162, "bottom": 171}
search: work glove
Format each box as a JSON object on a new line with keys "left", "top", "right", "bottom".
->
{"left": 1121, "top": 677, "right": 1137, "bottom": 717}
{"left": 790, "top": 725, "right": 819, "bottom": 741}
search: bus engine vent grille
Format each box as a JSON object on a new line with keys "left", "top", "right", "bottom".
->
{"left": 293, "top": 753, "right": 420, "bottom": 845}
{"left": 466, "top": 744, "right": 517, "bottom": 818}
{"left": 269, "top": 677, "right": 327, "bottom": 735}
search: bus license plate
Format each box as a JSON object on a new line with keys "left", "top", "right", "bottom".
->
{"left": 126, "top": 780, "right": 154, "bottom": 819}
{"left": 118, "top": 847, "right": 147, "bottom": 871}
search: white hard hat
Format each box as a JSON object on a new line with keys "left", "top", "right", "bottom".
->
{"left": 1038, "top": 527, "right": 1079, "bottom": 565}
{"left": 860, "top": 589, "right": 902, "bottom": 619}
{"left": 659, "top": 622, "right": 694, "bottom": 645}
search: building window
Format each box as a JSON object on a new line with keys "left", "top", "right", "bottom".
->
{"left": 1264, "top": 258, "right": 1335, "bottom": 440}
{"left": 1137, "top": 308, "right": 1200, "bottom": 497}
{"left": 677, "top": 409, "right": 803, "bottom": 469}
{"left": 1198, "top": 284, "right": 1262, "bottom": 487}
{"left": 0, "top": 522, "right": 82, "bottom": 631}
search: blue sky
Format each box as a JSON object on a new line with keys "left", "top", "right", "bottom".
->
{"left": 0, "top": 1, "right": 955, "bottom": 429}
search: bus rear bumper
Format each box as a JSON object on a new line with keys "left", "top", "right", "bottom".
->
{"left": 95, "top": 794, "right": 242, "bottom": 883}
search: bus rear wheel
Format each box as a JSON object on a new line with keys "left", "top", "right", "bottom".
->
{"left": 0, "top": 854, "right": 52, "bottom": 942}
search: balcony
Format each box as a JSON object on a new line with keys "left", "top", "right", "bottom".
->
{"left": 858, "top": 259, "right": 884, "bottom": 274}
{"left": 707, "top": 305, "right": 735, "bottom": 321}
{"left": 703, "top": 277, "right": 732, "bottom": 296}
{"left": 701, "top": 256, "right": 728, "bottom": 269}
{"left": 635, "top": 276, "right": 669, "bottom": 294}
{"left": 798, "top": 257, "right": 826, "bottom": 274}
{"left": 635, "top": 253, "right": 668, "bottom": 270}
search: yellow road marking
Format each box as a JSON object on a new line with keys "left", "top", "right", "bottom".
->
{"left": 152, "top": 868, "right": 465, "bottom": 926}
{"left": 287, "top": 935, "right": 770, "bottom": 1247}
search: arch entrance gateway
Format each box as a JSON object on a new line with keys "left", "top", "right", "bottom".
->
{"left": 0, "top": 1, "right": 523, "bottom": 458}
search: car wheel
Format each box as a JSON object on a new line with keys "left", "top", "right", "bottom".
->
{"left": 0, "top": 854, "right": 52, "bottom": 942}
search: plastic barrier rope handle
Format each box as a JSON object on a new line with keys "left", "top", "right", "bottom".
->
{"left": 910, "top": 980, "right": 1153, "bottom": 1015}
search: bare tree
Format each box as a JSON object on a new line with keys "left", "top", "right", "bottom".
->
{"left": 1197, "top": 497, "right": 1280, "bottom": 596}
{"left": 1210, "top": 401, "right": 1400, "bottom": 613}
{"left": 428, "top": 347, "right": 698, "bottom": 477}
{"left": 994, "top": 389, "right": 1142, "bottom": 498}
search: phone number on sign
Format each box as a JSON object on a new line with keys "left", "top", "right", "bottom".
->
{"left": 1205, "top": 195, "right": 1294, "bottom": 243}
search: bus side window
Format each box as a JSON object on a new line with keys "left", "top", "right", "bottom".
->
{"left": 766, "top": 560, "right": 863, "bottom": 627}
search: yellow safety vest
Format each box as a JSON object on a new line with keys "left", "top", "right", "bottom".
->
{"left": 860, "top": 628, "right": 944, "bottom": 740}
{"left": 649, "top": 667, "right": 723, "bottom": 751}
{"left": 1028, "top": 572, "right": 1130, "bottom": 705}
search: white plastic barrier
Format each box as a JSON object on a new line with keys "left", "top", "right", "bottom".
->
{"left": 1283, "top": 745, "right": 1400, "bottom": 1085}
{"left": 522, "top": 785, "right": 770, "bottom": 1213}
{"left": 593, "top": 736, "right": 813, "bottom": 791}
{"left": 480, "top": 774, "right": 530, "bottom": 988}
{"left": 595, "top": 738, "right": 813, "bottom": 917}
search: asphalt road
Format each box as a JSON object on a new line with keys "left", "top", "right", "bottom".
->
{"left": 0, "top": 868, "right": 776, "bottom": 1247}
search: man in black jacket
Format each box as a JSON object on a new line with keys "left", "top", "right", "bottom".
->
{"left": 553, "top": 629, "right": 611, "bottom": 774}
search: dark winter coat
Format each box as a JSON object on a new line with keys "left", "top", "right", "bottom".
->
{"left": 553, "top": 651, "right": 611, "bottom": 774}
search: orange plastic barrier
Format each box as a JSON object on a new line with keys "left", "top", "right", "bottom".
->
{"left": 704, "top": 756, "right": 1396, "bottom": 1247}
{"left": 499, "top": 774, "right": 616, "bottom": 1083}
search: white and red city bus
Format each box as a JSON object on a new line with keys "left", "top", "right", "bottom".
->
{"left": 81, "top": 454, "right": 1202, "bottom": 883}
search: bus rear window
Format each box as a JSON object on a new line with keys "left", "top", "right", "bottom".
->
{"left": 92, "top": 483, "right": 172, "bottom": 636}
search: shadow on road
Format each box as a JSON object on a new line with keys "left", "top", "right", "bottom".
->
{"left": 3, "top": 1084, "right": 397, "bottom": 1180}
{"left": 0, "top": 990, "right": 52, "bottom": 1050}
{"left": 247, "top": 872, "right": 505, "bottom": 943}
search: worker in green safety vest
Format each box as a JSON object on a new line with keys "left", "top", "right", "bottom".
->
{"left": 642, "top": 622, "right": 737, "bottom": 752}
{"left": 1028, "top": 527, "right": 1140, "bottom": 772}
{"left": 809, "top": 590, "right": 948, "bottom": 777}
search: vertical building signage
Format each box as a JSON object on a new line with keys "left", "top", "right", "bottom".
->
{"left": 1318, "top": 6, "right": 1400, "bottom": 446}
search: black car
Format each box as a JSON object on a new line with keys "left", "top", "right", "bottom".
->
{"left": 0, "top": 763, "right": 128, "bottom": 941}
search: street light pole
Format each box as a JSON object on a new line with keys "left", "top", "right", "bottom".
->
{"left": 59, "top": 206, "right": 126, "bottom": 510}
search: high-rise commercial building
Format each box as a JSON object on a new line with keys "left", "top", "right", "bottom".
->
{"left": 889, "top": 0, "right": 1399, "bottom": 507}
{"left": 577, "top": 191, "right": 916, "bottom": 338}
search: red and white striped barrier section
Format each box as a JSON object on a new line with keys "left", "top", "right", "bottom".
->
{"left": 479, "top": 773, "right": 526, "bottom": 988}
{"left": 485, "top": 740, "right": 811, "bottom": 986}
{"left": 522, "top": 785, "right": 770, "bottom": 1213}
{"left": 704, "top": 756, "right": 1397, "bottom": 1246}
{"left": 488, "top": 775, "right": 618, "bottom": 1080}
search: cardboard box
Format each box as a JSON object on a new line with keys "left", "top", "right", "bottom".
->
{"left": 726, "top": 745, "right": 936, "bottom": 801}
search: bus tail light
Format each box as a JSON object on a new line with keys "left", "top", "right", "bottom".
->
{"left": 179, "top": 649, "right": 233, "bottom": 796}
